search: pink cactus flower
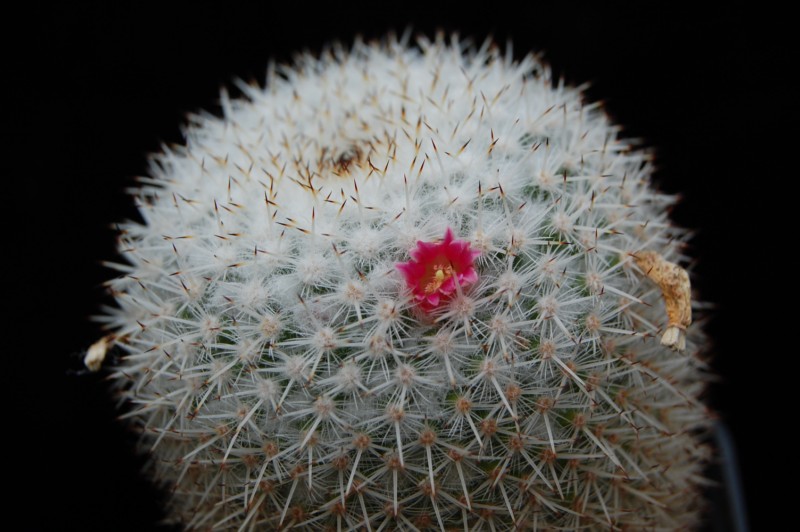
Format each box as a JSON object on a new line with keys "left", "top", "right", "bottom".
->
{"left": 397, "top": 228, "right": 480, "bottom": 311}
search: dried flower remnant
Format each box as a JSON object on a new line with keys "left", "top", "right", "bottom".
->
{"left": 84, "top": 335, "right": 113, "bottom": 372}
{"left": 635, "top": 250, "right": 692, "bottom": 351}
{"left": 396, "top": 228, "right": 480, "bottom": 311}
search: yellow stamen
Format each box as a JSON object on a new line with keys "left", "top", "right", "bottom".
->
{"left": 424, "top": 264, "right": 453, "bottom": 294}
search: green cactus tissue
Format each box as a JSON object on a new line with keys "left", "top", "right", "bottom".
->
{"left": 90, "top": 36, "right": 712, "bottom": 530}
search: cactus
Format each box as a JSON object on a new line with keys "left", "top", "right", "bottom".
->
{"left": 91, "top": 35, "right": 712, "bottom": 530}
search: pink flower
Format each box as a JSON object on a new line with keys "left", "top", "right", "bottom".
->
{"left": 397, "top": 228, "right": 480, "bottom": 311}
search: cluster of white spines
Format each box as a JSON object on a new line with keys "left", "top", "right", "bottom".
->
{"left": 102, "top": 35, "right": 710, "bottom": 530}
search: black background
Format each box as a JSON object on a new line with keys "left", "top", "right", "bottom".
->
{"left": 16, "top": 3, "right": 789, "bottom": 530}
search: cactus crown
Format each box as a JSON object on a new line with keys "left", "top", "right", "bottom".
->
{"left": 100, "top": 35, "right": 710, "bottom": 530}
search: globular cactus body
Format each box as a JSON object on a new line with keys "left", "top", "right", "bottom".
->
{"left": 97, "top": 36, "right": 711, "bottom": 530}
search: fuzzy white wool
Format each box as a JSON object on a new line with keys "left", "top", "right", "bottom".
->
{"left": 100, "top": 35, "right": 710, "bottom": 530}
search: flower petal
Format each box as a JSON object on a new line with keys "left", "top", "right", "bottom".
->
{"left": 396, "top": 227, "right": 479, "bottom": 312}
